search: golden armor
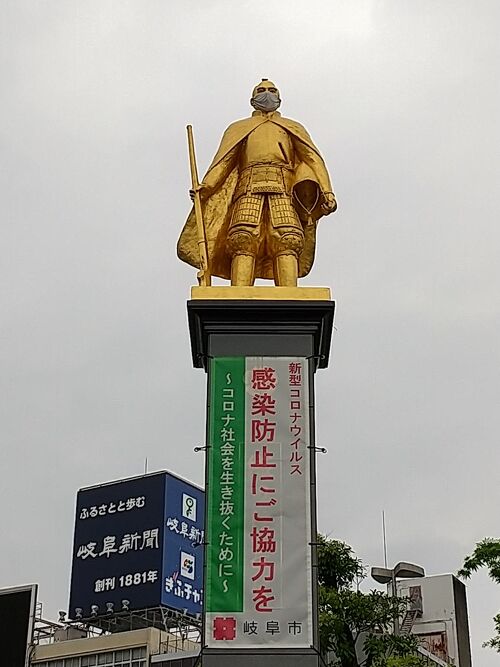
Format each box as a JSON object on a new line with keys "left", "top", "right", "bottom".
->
{"left": 177, "top": 79, "right": 336, "bottom": 287}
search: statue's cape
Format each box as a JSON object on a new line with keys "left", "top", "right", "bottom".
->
{"left": 177, "top": 113, "right": 334, "bottom": 280}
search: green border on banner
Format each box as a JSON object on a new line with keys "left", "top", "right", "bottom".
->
{"left": 206, "top": 357, "right": 245, "bottom": 612}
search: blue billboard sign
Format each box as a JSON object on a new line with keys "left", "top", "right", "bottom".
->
{"left": 69, "top": 471, "right": 204, "bottom": 619}
{"left": 162, "top": 474, "right": 204, "bottom": 616}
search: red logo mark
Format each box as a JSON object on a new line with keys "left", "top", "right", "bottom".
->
{"left": 213, "top": 616, "right": 237, "bottom": 640}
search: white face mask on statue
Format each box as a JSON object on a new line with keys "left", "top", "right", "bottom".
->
{"left": 251, "top": 91, "right": 281, "bottom": 112}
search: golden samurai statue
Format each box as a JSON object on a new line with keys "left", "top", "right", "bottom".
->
{"left": 177, "top": 79, "right": 337, "bottom": 287}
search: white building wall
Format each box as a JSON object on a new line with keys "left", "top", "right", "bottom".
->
{"left": 397, "top": 574, "right": 469, "bottom": 666}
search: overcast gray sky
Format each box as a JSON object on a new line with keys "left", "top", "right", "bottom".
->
{"left": 1, "top": 0, "right": 499, "bottom": 663}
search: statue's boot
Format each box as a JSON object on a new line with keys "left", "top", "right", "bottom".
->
{"left": 231, "top": 255, "right": 255, "bottom": 286}
{"left": 274, "top": 254, "right": 298, "bottom": 287}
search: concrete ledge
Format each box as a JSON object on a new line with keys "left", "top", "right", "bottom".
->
{"left": 191, "top": 286, "right": 331, "bottom": 301}
{"left": 187, "top": 298, "right": 335, "bottom": 371}
{"left": 202, "top": 647, "right": 321, "bottom": 667}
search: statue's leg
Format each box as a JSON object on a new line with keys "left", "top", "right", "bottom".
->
{"left": 227, "top": 194, "right": 264, "bottom": 286}
{"left": 267, "top": 195, "right": 304, "bottom": 287}
{"left": 230, "top": 254, "right": 254, "bottom": 286}
{"left": 274, "top": 253, "right": 298, "bottom": 287}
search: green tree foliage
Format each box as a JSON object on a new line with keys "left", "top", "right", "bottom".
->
{"left": 385, "top": 657, "right": 430, "bottom": 667}
{"left": 459, "top": 537, "right": 500, "bottom": 583}
{"left": 485, "top": 615, "right": 500, "bottom": 652}
{"left": 318, "top": 535, "right": 427, "bottom": 667}
{"left": 459, "top": 537, "right": 500, "bottom": 651}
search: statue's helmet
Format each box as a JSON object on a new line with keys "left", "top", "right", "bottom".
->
{"left": 252, "top": 78, "right": 280, "bottom": 99}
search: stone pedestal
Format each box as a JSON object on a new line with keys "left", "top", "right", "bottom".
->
{"left": 187, "top": 287, "right": 335, "bottom": 667}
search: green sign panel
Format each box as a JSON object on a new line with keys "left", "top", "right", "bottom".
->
{"left": 206, "top": 357, "right": 245, "bottom": 612}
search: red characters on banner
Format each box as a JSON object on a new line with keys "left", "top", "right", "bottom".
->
{"left": 251, "top": 418, "right": 276, "bottom": 442}
{"left": 251, "top": 526, "right": 276, "bottom": 553}
{"left": 252, "top": 585, "right": 275, "bottom": 612}
{"left": 251, "top": 393, "right": 276, "bottom": 416}
{"left": 250, "top": 445, "right": 276, "bottom": 468}
{"left": 251, "top": 473, "right": 275, "bottom": 495}
{"left": 251, "top": 368, "right": 277, "bottom": 390}
{"left": 288, "top": 362, "right": 302, "bottom": 386}
{"left": 252, "top": 556, "right": 276, "bottom": 581}
{"left": 289, "top": 362, "right": 304, "bottom": 476}
{"left": 256, "top": 498, "right": 277, "bottom": 508}
{"left": 249, "top": 364, "right": 278, "bottom": 614}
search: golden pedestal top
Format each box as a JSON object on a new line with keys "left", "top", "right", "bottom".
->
{"left": 190, "top": 286, "right": 331, "bottom": 301}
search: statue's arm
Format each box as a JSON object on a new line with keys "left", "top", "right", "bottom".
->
{"left": 292, "top": 133, "right": 336, "bottom": 214}
{"left": 201, "top": 144, "right": 239, "bottom": 199}
{"left": 199, "top": 120, "right": 249, "bottom": 200}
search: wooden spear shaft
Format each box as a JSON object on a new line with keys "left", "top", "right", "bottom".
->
{"left": 187, "top": 125, "right": 211, "bottom": 286}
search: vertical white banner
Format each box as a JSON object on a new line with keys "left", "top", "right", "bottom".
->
{"left": 206, "top": 356, "right": 312, "bottom": 649}
{"left": 242, "top": 356, "right": 312, "bottom": 648}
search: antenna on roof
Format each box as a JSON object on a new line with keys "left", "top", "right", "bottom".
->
{"left": 382, "top": 510, "right": 388, "bottom": 568}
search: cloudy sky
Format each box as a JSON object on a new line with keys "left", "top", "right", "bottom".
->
{"left": 1, "top": 0, "right": 499, "bottom": 663}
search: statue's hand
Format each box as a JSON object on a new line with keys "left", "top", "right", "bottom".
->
{"left": 321, "top": 192, "right": 337, "bottom": 214}
{"left": 189, "top": 184, "right": 207, "bottom": 202}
